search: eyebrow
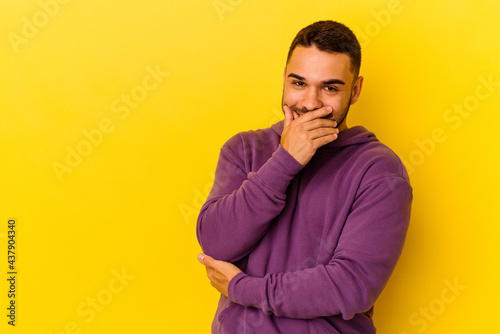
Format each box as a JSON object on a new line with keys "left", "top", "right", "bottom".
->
{"left": 287, "top": 73, "right": 345, "bottom": 85}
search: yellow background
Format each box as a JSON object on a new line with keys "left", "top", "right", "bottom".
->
{"left": 1, "top": 0, "right": 499, "bottom": 333}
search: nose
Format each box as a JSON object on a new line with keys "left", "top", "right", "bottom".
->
{"left": 302, "top": 88, "right": 322, "bottom": 111}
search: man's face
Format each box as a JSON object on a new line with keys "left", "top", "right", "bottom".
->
{"left": 282, "top": 46, "right": 363, "bottom": 131}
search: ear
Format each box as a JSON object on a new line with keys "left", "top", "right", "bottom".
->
{"left": 350, "top": 76, "right": 364, "bottom": 105}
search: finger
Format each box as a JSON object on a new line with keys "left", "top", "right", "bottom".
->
{"left": 300, "top": 106, "right": 334, "bottom": 122}
{"left": 311, "top": 132, "right": 338, "bottom": 148}
{"left": 300, "top": 118, "right": 338, "bottom": 132}
{"left": 283, "top": 105, "right": 293, "bottom": 127}
{"left": 308, "top": 127, "right": 339, "bottom": 140}
{"left": 321, "top": 106, "right": 335, "bottom": 122}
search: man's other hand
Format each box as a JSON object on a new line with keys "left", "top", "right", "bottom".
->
{"left": 280, "top": 105, "right": 339, "bottom": 165}
{"left": 198, "top": 254, "right": 242, "bottom": 297}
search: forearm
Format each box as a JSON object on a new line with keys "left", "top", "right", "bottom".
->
{"left": 197, "top": 145, "right": 304, "bottom": 262}
{"left": 228, "top": 252, "right": 388, "bottom": 320}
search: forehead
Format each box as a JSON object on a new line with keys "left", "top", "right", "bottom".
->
{"left": 286, "top": 46, "right": 354, "bottom": 83}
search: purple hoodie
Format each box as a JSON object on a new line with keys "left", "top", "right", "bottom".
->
{"left": 197, "top": 121, "right": 412, "bottom": 333}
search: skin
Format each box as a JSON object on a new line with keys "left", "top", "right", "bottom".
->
{"left": 198, "top": 45, "right": 364, "bottom": 297}
{"left": 198, "top": 254, "right": 239, "bottom": 297}
{"left": 281, "top": 45, "right": 363, "bottom": 165}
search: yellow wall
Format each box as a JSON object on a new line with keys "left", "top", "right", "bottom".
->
{"left": 1, "top": 0, "right": 498, "bottom": 332}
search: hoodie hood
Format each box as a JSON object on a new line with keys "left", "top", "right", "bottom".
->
{"left": 271, "top": 120, "right": 378, "bottom": 149}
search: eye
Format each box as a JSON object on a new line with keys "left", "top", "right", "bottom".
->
{"left": 293, "top": 81, "right": 305, "bottom": 87}
{"left": 325, "top": 86, "right": 338, "bottom": 92}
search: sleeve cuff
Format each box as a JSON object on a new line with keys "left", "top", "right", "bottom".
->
{"left": 228, "top": 272, "right": 269, "bottom": 311}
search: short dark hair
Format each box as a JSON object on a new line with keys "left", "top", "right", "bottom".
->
{"left": 286, "top": 20, "right": 362, "bottom": 77}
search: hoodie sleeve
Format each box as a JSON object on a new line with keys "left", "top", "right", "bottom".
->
{"left": 197, "top": 133, "right": 304, "bottom": 262}
{"left": 227, "top": 171, "right": 412, "bottom": 319}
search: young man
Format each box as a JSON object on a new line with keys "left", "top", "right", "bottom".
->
{"left": 197, "top": 20, "right": 412, "bottom": 333}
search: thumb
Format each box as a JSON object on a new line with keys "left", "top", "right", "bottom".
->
{"left": 283, "top": 105, "right": 293, "bottom": 127}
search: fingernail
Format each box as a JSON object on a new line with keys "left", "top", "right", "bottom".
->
{"left": 326, "top": 106, "right": 332, "bottom": 112}
{"left": 198, "top": 254, "right": 205, "bottom": 263}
